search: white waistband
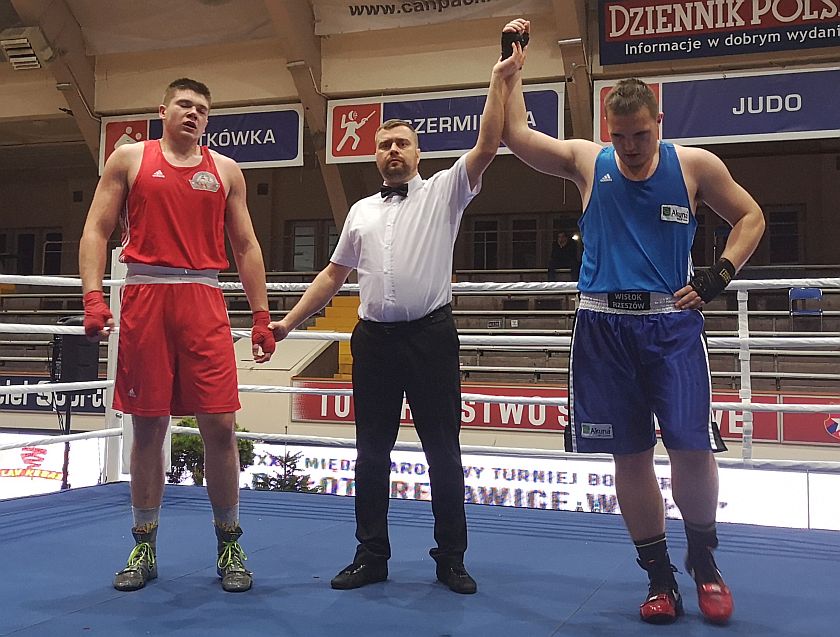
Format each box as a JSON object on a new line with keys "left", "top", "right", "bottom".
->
{"left": 124, "top": 263, "right": 220, "bottom": 288}
{"left": 578, "top": 292, "right": 681, "bottom": 315}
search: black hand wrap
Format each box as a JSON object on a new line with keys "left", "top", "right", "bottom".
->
{"left": 688, "top": 258, "right": 736, "bottom": 303}
{"left": 501, "top": 30, "right": 529, "bottom": 59}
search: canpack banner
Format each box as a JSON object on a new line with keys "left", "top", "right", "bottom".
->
{"left": 313, "top": 0, "right": 552, "bottom": 35}
{"left": 327, "top": 84, "right": 564, "bottom": 163}
{"left": 599, "top": 0, "right": 840, "bottom": 65}
{"left": 98, "top": 105, "right": 304, "bottom": 174}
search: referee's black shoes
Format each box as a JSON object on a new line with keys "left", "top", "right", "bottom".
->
{"left": 436, "top": 561, "right": 478, "bottom": 594}
{"left": 330, "top": 561, "right": 388, "bottom": 589}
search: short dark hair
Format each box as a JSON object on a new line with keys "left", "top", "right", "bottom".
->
{"left": 163, "top": 78, "right": 211, "bottom": 106}
{"left": 604, "top": 78, "right": 658, "bottom": 119}
{"left": 375, "top": 118, "right": 418, "bottom": 145}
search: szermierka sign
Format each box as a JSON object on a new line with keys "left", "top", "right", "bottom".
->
{"left": 312, "top": 0, "right": 552, "bottom": 35}
{"left": 327, "top": 84, "right": 564, "bottom": 164}
{"left": 599, "top": 0, "right": 840, "bottom": 65}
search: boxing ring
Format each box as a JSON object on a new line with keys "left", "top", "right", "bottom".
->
{"left": 1, "top": 267, "right": 839, "bottom": 636}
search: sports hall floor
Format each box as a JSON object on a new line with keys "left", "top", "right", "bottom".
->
{"left": 1, "top": 482, "right": 837, "bottom": 636}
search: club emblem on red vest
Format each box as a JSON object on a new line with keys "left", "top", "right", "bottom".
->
{"left": 190, "top": 171, "right": 220, "bottom": 192}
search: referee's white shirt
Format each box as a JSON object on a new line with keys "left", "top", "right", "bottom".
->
{"left": 331, "top": 154, "right": 480, "bottom": 322}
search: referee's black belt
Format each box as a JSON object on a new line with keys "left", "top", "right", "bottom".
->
{"left": 362, "top": 304, "right": 452, "bottom": 331}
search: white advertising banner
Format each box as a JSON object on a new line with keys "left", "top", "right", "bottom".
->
{"left": 313, "top": 0, "right": 552, "bottom": 35}
{"left": 0, "top": 433, "right": 105, "bottom": 500}
{"left": 245, "top": 444, "right": 840, "bottom": 530}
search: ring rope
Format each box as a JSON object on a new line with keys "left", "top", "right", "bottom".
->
{"left": 4, "top": 323, "right": 838, "bottom": 350}
{"left": 5, "top": 273, "right": 840, "bottom": 292}
{"left": 4, "top": 426, "right": 839, "bottom": 474}
{"left": 4, "top": 381, "right": 840, "bottom": 414}
{"left": 0, "top": 428, "right": 121, "bottom": 452}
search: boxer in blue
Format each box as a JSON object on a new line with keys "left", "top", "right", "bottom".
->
{"left": 500, "top": 19, "right": 765, "bottom": 625}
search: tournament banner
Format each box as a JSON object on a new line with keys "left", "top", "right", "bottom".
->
{"left": 313, "top": 0, "right": 552, "bottom": 35}
{"left": 594, "top": 67, "right": 840, "bottom": 145}
{"left": 326, "top": 84, "right": 564, "bottom": 164}
{"left": 98, "top": 104, "right": 304, "bottom": 174}
{"left": 599, "top": 0, "right": 840, "bottom": 65}
{"left": 242, "top": 443, "right": 840, "bottom": 529}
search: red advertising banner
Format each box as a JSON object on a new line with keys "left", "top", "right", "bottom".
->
{"left": 781, "top": 395, "right": 840, "bottom": 444}
{"left": 291, "top": 380, "right": 570, "bottom": 431}
{"left": 712, "top": 392, "right": 780, "bottom": 442}
{"left": 291, "top": 381, "right": 805, "bottom": 443}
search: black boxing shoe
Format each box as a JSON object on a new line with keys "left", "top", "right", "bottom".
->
{"left": 330, "top": 561, "right": 388, "bottom": 590}
{"left": 436, "top": 561, "right": 477, "bottom": 594}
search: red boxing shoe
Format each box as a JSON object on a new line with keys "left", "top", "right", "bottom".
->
{"left": 640, "top": 586, "right": 683, "bottom": 624}
{"left": 686, "top": 552, "right": 734, "bottom": 624}
{"left": 696, "top": 579, "right": 733, "bottom": 624}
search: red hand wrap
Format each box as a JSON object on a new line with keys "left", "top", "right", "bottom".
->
{"left": 251, "top": 310, "right": 275, "bottom": 355}
{"left": 83, "top": 290, "right": 112, "bottom": 338}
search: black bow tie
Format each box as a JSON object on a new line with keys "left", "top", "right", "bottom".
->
{"left": 380, "top": 183, "right": 408, "bottom": 199}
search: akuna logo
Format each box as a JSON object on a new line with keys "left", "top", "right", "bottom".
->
{"left": 581, "top": 423, "right": 613, "bottom": 439}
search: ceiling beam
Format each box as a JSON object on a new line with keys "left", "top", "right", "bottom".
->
{"left": 264, "top": 0, "right": 363, "bottom": 228}
{"left": 11, "top": 0, "right": 99, "bottom": 164}
{"left": 550, "top": 0, "right": 593, "bottom": 141}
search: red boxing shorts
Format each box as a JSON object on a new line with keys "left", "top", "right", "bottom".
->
{"left": 113, "top": 283, "right": 240, "bottom": 417}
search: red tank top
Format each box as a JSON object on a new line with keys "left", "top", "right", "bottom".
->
{"left": 121, "top": 140, "right": 228, "bottom": 270}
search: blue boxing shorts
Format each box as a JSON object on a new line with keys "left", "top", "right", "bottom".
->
{"left": 565, "top": 292, "right": 726, "bottom": 455}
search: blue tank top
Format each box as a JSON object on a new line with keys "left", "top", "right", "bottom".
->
{"left": 578, "top": 143, "right": 695, "bottom": 294}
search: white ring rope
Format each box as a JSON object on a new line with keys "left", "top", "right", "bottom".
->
{"left": 5, "top": 273, "right": 840, "bottom": 292}
{"left": 4, "top": 426, "right": 839, "bottom": 473}
{"left": 0, "top": 324, "right": 106, "bottom": 336}
{"left": 0, "top": 427, "right": 121, "bottom": 452}
{"left": 0, "top": 275, "right": 123, "bottom": 287}
{"left": 5, "top": 323, "right": 837, "bottom": 350}
{"left": 0, "top": 380, "right": 112, "bottom": 396}
{"left": 4, "top": 381, "right": 840, "bottom": 415}
{"left": 3, "top": 272, "right": 840, "bottom": 476}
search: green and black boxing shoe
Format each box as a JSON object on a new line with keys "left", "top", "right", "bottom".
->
{"left": 215, "top": 525, "right": 252, "bottom": 592}
{"left": 113, "top": 524, "right": 158, "bottom": 591}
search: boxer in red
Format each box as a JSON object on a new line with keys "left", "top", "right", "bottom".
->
{"left": 79, "top": 78, "right": 275, "bottom": 593}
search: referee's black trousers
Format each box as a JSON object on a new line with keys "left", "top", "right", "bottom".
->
{"left": 350, "top": 304, "right": 467, "bottom": 565}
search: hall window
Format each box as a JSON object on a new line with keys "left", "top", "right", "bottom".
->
{"left": 291, "top": 222, "right": 317, "bottom": 272}
{"left": 511, "top": 218, "right": 537, "bottom": 269}
{"left": 325, "top": 222, "right": 338, "bottom": 266}
{"left": 286, "top": 220, "right": 341, "bottom": 271}
{"left": 16, "top": 233, "right": 35, "bottom": 275}
{"left": 0, "top": 233, "right": 8, "bottom": 274}
{"left": 767, "top": 207, "right": 800, "bottom": 264}
{"left": 472, "top": 219, "right": 498, "bottom": 269}
{"left": 44, "top": 232, "right": 63, "bottom": 275}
